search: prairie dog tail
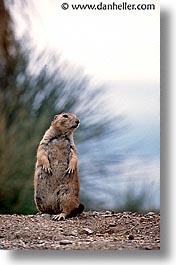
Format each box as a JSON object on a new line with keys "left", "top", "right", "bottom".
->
{"left": 68, "top": 203, "right": 84, "bottom": 218}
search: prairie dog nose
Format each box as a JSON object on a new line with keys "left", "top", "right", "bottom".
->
{"left": 75, "top": 119, "right": 80, "bottom": 125}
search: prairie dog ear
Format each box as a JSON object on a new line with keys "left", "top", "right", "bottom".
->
{"left": 53, "top": 115, "right": 59, "bottom": 120}
{"left": 51, "top": 115, "right": 59, "bottom": 125}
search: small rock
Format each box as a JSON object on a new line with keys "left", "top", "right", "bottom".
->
{"left": 92, "top": 211, "right": 99, "bottom": 215}
{"left": 102, "top": 211, "right": 112, "bottom": 218}
{"left": 96, "top": 233, "right": 102, "bottom": 237}
{"left": 70, "top": 230, "right": 78, "bottom": 236}
{"left": 147, "top": 212, "right": 155, "bottom": 215}
{"left": 41, "top": 214, "right": 51, "bottom": 220}
{"left": 123, "top": 212, "right": 132, "bottom": 215}
{"left": 109, "top": 223, "right": 116, "bottom": 227}
{"left": 145, "top": 246, "right": 153, "bottom": 250}
{"left": 59, "top": 240, "right": 72, "bottom": 245}
{"left": 82, "top": 228, "right": 94, "bottom": 235}
{"left": 128, "top": 234, "right": 134, "bottom": 240}
{"left": 140, "top": 217, "right": 146, "bottom": 223}
{"left": 114, "top": 236, "right": 121, "bottom": 241}
{"left": 105, "top": 211, "right": 112, "bottom": 215}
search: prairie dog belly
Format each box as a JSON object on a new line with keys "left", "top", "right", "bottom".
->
{"left": 35, "top": 138, "right": 71, "bottom": 214}
{"left": 48, "top": 138, "right": 70, "bottom": 176}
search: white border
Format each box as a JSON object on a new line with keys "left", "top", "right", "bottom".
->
{"left": 1, "top": 0, "right": 176, "bottom": 263}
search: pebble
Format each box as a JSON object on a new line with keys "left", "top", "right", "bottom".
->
{"left": 82, "top": 228, "right": 94, "bottom": 235}
{"left": 70, "top": 230, "right": 78, "bottom": 237}
{"left": 147, "top": 212, "right": 155, "bottom": 215}
{"left": 128, "top": 234, "right": 134, "bottom": 240}
{"left": 105, "top": 211, "right": 112, "bottom": 214}
{"left": 92, "top": 211, "right": 100, "bottom": 216}
{"left": 109, "top": 223, "right": 116, "bottom": 227}
{"left": 59, "top": 240, "right": 73, "bottom": 245}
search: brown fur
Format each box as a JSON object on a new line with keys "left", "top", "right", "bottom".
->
{"left": 34, "top": 112, "right": 83, "bottom": 220}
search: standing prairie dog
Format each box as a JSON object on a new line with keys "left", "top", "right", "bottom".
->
{"left": 34, "top": 112, "right": 84, "bottom": 220}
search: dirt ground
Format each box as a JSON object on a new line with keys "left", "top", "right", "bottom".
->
{"left": 0, "top": 211, "right": 160, "bottom": 250}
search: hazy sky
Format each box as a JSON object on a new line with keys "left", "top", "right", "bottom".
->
{"left": 13, "top": 0, "right": 160, "bottom": 83}
{"left": 12, "top": 0, "right": 160, "bottom": 134}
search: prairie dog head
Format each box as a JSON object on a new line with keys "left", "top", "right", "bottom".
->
{"left": 51, "top": 112, "right": 80, "bottom": 134}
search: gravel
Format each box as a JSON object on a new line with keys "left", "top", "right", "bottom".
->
{"left": 0, "top": 211, "right": 160, "bottom": 250}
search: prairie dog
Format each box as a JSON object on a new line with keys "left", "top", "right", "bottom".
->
{"left": 34, "top": 112, "right": 84, "bottom": 220}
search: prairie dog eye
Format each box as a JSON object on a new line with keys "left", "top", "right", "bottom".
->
{"left": 63, "top": 114, "right": 69, "bottom": 118}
